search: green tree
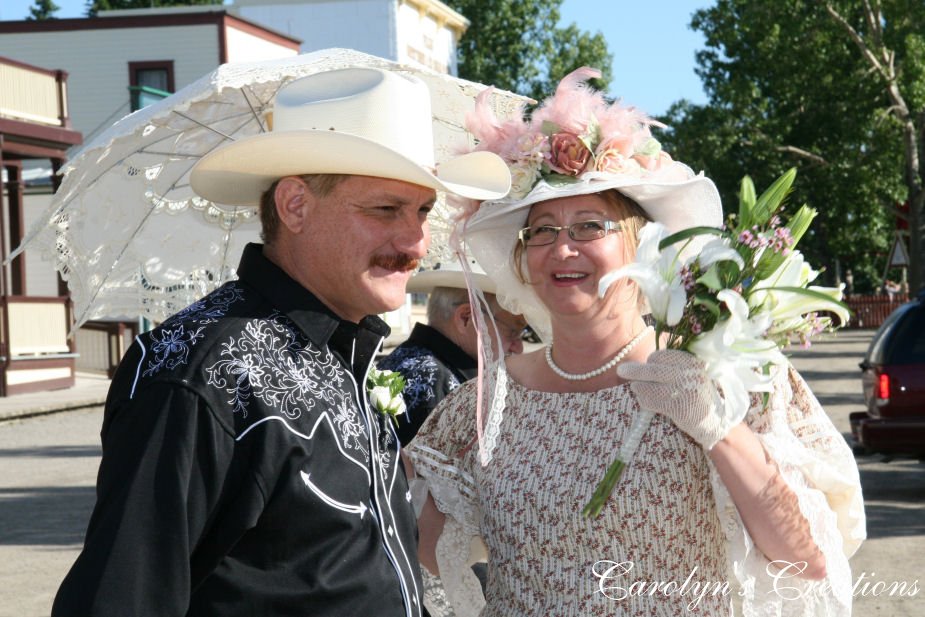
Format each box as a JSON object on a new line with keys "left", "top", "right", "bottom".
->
{"left": 660, "top": 0, "right": 924, "bottom": 294}
{"left": 84, "top": 1, "right": 220, "bottom": 17}
{"left": 27, "top": 0, "right": 60, "bottom": 20}
{"left": 444, "top": 0, "right": 613, "bottom": 100}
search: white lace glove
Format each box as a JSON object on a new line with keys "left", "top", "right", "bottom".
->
{"left": 617, "top": 349, "right": 730, "bottom": 450}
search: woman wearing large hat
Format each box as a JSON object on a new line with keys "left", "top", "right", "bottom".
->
{"left": 406, "top": 69, "right": 864, "bottom": 617}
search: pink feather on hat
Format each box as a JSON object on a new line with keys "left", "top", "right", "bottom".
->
{"left": 462, "top": 66, "right": 675, "bottom": 204}
{"left": 531, "top": 67, "right": 607, "bottom": 135}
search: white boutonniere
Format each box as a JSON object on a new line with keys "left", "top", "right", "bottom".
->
{"left": 366, "top": 369, "right": 407, "bottom": 425}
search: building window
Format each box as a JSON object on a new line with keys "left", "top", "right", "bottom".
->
{"left": 128, "top": 61, "right": 175, "bottom": 111}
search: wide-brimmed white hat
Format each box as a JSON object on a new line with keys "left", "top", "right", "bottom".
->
{"left": 407, "top": 255, "right": 496, "bottom": 294}
{"left": 458, "top": 67, "right": 723, "bottom": 342}
{"left": 190, "top": 67, "right": 511, "bottom": 205}
{"left": 464, "top": 168, "right": 721, "bottom": 341}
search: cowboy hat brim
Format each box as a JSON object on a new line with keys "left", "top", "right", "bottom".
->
{"left": 406, "top": 268, "right": 496, "bottom": 294}
{"left": 191, "top": 131, "right": 511, "bottom": 205}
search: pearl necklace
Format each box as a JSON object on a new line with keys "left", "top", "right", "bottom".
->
{"left": 545, "top": 326, "right": 653, "bottom": 381}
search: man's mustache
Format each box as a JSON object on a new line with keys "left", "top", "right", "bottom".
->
{"left": 370, "top": 253, "right": 419, "bottom": 272}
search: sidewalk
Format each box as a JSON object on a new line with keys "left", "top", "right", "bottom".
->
{"left": 0, "top": 372, "right": 111, "bottom": 423}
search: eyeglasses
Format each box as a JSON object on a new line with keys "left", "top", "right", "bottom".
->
{"left": 518, "top": 220, "right": 622, "bottom": 247}
{"left": 493, "top": 316, "right": 529, "bottom": 342}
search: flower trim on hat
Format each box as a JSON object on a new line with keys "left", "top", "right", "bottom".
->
{"left": 465, "top": 67, "right": 673, "bottom": 201}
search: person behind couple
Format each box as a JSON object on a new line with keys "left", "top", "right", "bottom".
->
{"left": 406, "top": 68, "right": 865, "bottom": 617}
{"left": 379, "top": 257, "right": 527, "bottom": 446}
{"left": 51, "top": 67, "right": 510, "bottom": 617}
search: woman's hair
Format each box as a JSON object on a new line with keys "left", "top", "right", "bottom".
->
{"left": 258, "top": 173, "right": 348, "bottom": 244}
{"left": 511, "top": 189, "right": 651, "bottom": 285}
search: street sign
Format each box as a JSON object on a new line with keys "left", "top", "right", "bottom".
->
{"left": 887, "top": 232, "right": 910, "bottom": 267}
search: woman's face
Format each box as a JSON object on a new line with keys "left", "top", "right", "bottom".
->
{"left": 523, "top": 193, "right": 631, "bottom": 320}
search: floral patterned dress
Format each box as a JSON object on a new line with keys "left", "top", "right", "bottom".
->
{"left": 406, "top": 364, "right": 865, "bottom": 617}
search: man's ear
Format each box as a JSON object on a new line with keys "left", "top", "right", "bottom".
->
{"left": 453, "top": 302, "right": 474, "bottom": 334}
{"left": 274, "top": 177, "right": 314, "bottom": 234}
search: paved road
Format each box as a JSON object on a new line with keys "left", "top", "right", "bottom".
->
{"left": 0, "top": 328, "right": 922, "bottom": 616}
{"left": 788, "top": 329, "right": 924, "bottom": 616}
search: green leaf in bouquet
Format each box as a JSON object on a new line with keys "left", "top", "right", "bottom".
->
{"left": 738, "top": 175, "right": 757, "bottom": 228}
{"left": 718, "top": 259, "right": 743, "bottom": 286}
{"left": 752, "top": 205, "right": 817, "bottom": 281}
{"left": 697, "top": 264, "right": 725, "bottom": 291}
{"left": 750, "top": 285, "right": 852, "bottom": 326}
{"left": 785, "top": 204, "right": 817, "bottom": 247}
{"left": 753, "top": 250, "right": 787, "bottom": 282}
{"left": 753, "top": 168, "right": 797, "bottom": 228}
{"left": 657, "top": 226, "right": 725, "bottom": 252}
{"left": 693, "top": 293, "right": 722, "bottom": 318}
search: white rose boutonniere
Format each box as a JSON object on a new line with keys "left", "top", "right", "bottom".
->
{"left": 366, "top": 369, "right": 407, "bottom": 425}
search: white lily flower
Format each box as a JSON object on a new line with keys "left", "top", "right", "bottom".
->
{"left": 599, "top": 222, "right": 687, "bottom": 326}
{"left": 697, "top": 236, "right": 745, "bottom": 270}
{"left": 689, "top": 289, "right": 786, "bottom": 424}
{"left": 749, "top": 251, "right": 849, "bottom": 330}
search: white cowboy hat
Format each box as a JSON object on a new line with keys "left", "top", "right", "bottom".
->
{"left": 190, "top": 67, "right": 511, "bottom": 205}
{"left": 407, "top": 255, "right": 496, "bottom": 294}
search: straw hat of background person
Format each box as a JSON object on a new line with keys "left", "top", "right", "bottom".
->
{"left": 407, "top": 255, "right": 496, "bottom": 295}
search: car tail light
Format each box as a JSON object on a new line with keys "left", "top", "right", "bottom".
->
{"left": 877, "top": 373, "right": 890, "bottom": 401}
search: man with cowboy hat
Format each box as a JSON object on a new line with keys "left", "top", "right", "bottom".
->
{"left": 379, "top": 256, "right": 527, "bottom": 446}
{"left": 52, "top": 67, "right": 509, "bottom": 617}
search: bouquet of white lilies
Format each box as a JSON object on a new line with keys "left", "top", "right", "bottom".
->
{"left": 583, "top": 168, "right": 850, "bottom": 517}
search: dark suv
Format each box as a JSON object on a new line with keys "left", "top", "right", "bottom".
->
{"left": 850, "top": 288, "right": 925, "bottom": 455}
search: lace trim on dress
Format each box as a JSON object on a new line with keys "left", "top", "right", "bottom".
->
{"left": 434, "top": 518, "right": 486, "bottom": 617}
{"left": 712, "top": 365, "right": 864, "bottom": 617}
{"left": 409, "top": 446, "right": 485, "bottom": 617}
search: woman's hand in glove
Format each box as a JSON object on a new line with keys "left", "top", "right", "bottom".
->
{"left": 617, "top": 349, "right": 731, "bottom": 450}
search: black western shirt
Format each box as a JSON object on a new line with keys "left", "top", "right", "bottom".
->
{"left": 53, "top": 243, "right": 423, "bottom": 617}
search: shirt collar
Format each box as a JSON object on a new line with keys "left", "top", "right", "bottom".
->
{"left": 236, "top": 243, "right": 390, "bottom": 367}
{"left": 404, "top": 322, "right": 477, "bottom": 381}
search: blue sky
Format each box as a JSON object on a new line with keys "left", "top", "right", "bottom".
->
{"left": 1, "top": 0, "right": 710, "bottom": 115}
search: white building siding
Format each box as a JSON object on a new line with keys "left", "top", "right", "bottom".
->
{"left": 234, "top": 0, "right": 397, "bottom": 60}
{"left": 0, "top": 25, "right": 222, "bottom": 145}
{"left": 21, "top": 192, "right": 60, "bottom": 298}
{"left": 395, "top": 2, "right": 458, "bottom": 74}
{"left": 225, "top": 24, "right": 301, "bottom": 63}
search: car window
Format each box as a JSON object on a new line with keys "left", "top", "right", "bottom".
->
{"left": 867, "top": 305, "right": 909, "bottom": 364}
{"left": 884, "top": 302, "right": 925, "bottom": 364}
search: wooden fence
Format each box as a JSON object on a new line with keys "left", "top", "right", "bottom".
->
{"left": 843, "top": 294, "right": 911, "bottom": 329}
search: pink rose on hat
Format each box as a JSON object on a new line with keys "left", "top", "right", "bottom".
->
{"left": 547, "top": 132, "right": 592, "bottom": 176}
{"left": 595, "top": 136, "right": 643, "bottom": 175}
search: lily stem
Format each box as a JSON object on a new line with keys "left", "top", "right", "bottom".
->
{"left": 582, "top": 457, "right": 626, "bottom": 518}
